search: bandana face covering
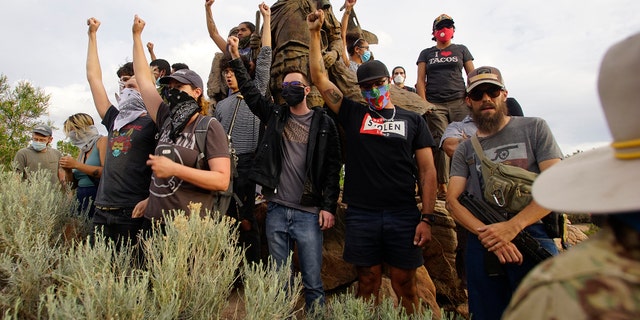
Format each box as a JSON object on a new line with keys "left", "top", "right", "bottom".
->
{"left": 167, "top": 88, "right": 200, "bottom": 142}
{"left": 68, "top": 125, "right": 101, "bottom": 152}
{"left": 361, "top": 84, "right": 391, "bottom": 111}
{"left": 114, "top": 88, "right": 146, "bottom": 131}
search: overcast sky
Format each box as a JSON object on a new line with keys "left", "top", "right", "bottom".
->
{"left": 2, "top": 0, "right": 639, "bottom": 154}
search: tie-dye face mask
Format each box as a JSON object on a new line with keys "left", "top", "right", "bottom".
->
{"left": 361, "top": 84, "right": 391, "bottom": 111}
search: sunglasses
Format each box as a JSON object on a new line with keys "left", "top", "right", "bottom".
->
{"left": 282, "top": 81, "right": 306, "bottom": 89}
{"left": 359, "top": 78, "right": 388, "bottom": 90}
{"left": 468, "top": 86, "right": 503, "bottom": 101}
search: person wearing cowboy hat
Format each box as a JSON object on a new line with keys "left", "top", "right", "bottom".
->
{"left": 503, "top": 32, "right": 640, "bottom": 320}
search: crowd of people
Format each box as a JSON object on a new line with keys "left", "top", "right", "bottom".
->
{"left": 11, "top": 0, "right": 639, "bottom": 318}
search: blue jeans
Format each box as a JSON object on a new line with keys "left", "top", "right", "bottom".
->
{"left": 265, "top": 202, "right": 324, "bottom": 310}
{"left": 465, "top": 223, "right": 558, "bottom": 320}
{"left": 76, "top": 185, "right": 98, "bottom": 218}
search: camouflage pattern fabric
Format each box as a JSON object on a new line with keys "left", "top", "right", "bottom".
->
{"left": 503, "top": 225, "right": 640, "bottom": 320}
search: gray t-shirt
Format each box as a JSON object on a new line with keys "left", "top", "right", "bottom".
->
{"left": 439, "top": 115, "right": 477, "bottom": 149}
{"left": 146, "top": 105, "right": 229, "bottom": 220}
{"left": 450, "top": 117, "right": 563, "bottom": 197}
{"left": 416, "top": 43, "right": 474, "bottom": 103}
{"left": 268, "top": 111, "right": 318, "bottom": 214}
{"left": 14, "top": 146, "right": 62, "bottom": 185}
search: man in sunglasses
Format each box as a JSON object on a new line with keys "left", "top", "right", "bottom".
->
{"left": 445, "top": 66, "right": 563, "bottom": 320}
{"left": 308, "top": 10, "right": 437, "bottom": 316}
{"left": 227, "top": 35, "right": 341, "bottom": 313}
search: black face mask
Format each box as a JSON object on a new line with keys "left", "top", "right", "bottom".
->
{"left": 281, "top": 85, "right": 306, "bottom": 106}
{"left": 166, "top": 88, "right": 200, "bottom": 142}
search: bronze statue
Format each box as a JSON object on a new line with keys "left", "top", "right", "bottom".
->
{"left": 270, "top": 0, "right": 363, "bottom": 107}
{"left": 207, "top": 0, "right": 431, "bottom": 115}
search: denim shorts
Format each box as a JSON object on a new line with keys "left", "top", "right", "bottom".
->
{"left": 343, "top": 205, "right": 424, "bottom": 269}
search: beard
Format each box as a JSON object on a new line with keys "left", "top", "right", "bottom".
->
{"left": 472, "top": 99, "right": 508, "bottom": 133}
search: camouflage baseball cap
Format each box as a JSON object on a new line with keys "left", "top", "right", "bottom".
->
{"left": 432, "top": 14, "right": 454, "bottom": 31}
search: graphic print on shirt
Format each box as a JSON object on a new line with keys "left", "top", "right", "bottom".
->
{"left": 360, "top": 113, "right": 406, "bottom": 138}
{"left": 150, "top": 130, "right": 197, "bottom": 198}
{"left": 476, "top": 142, "right": 529, "bottom": 172}
{"left": 109, "top": 124, "right": 143, "bottom": 157}
{"left": 428, "top": 50, "right": 460, "bottom": 65}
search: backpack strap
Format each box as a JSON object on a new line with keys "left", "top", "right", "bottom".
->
{"left": 195, "top": 116, "right": 215, "bottom": 170}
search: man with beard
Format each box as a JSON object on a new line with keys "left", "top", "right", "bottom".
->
{"left": 445, "top": 66, "right": 562, "bottom": 320}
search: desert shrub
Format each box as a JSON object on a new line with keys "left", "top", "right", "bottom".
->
{"left": 0, "top": 169, "right": 78, "bottom": 317}
{"left": 314, "top": 290, "right": 443, "bottom": 320}
{"left": 242, "top": 255, "right": 303, "bottom": 320}
{"left": 567, "top": 213, "right": 591, "bottom": 224}
{"left": 0, "top": 168, "right": 453, "bottom": 319}
{"left": 143, "top": 211, "right": 243, "bottom": 319}
{"left": 42, "top": 232, "right": 151, "bottom": 319}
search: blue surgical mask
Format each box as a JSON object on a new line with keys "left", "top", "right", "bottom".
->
{"left": 361, "top": 50, "right": 371, "bottom": 63}
{"left": 31, "top": 141, "right": 47, "bottom": 152}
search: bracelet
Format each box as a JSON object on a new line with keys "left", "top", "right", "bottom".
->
{"left": 421, "top": 213, "right": 435, "bottom": 226}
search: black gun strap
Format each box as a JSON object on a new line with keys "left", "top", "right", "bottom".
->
{"left": 458, "top": 192, "right": 553, "bottom": 263}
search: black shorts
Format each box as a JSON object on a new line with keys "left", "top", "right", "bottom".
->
{"left": 343, "top": 205, "right": 424, "bottom": 269}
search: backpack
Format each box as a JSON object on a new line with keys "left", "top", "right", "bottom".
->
{"left": 194, "top": 116, "right": 240, "bottom": 215}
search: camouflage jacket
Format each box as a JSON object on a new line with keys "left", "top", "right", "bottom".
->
{"left": 503, "top": 225, "right": 640, "bottom": 319}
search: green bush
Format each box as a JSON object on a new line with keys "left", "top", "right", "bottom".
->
{"left": 0, "top": 169, "right": 445, "bottom": 319}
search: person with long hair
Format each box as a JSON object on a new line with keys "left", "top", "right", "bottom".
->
{"left": 131, "top": 15, "right": 230, "bottom": 225}
{"left": 59, "top": 113, "right": 107, "bottom": 218}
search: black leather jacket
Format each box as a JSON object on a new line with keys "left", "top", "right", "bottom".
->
{"left": 230, "top": 58, "right": 341, "bottom": 214}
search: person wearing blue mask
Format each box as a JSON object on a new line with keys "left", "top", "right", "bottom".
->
{"left": 346, "top": 33, "right": 372, "bottom": 73}
{"left": 14, "top": 124, "right": 64, "bottom": 186}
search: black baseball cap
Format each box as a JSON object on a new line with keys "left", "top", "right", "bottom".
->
{"left": 356, "top": 60, "right": 390, "bottom": 85}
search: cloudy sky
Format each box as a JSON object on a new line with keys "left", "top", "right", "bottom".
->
{"left": 2, "top": 0, "right": 639, "bottom": 154}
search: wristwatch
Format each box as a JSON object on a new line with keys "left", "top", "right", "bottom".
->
{"left": 420, "top": 213, "right": 435, "bottom": 226}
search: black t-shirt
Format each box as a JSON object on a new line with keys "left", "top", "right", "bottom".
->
{"left": 96, "top": 106, "right": 157, "bottom": 208}
{"left": 337, "top": 98, "right": 435, "bottom": 209}
{"left": 416, "top": 43, "right": 474, "bottom": 103}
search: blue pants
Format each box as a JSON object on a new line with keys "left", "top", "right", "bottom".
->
{"left": 265, "top": 202, "right": 324, "bottom": 310}
{"left": 465, "top": 223, "right": 558, "bottom": 320}
{"left": 76, "top": 185, "right": 98, "bottom": 218}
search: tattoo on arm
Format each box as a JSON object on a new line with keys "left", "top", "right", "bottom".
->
{"left": 326, "top": 89, "right": 343, "bottom": 104}
{"left": 92, "top": 169, "right": 99, "bottom": 177}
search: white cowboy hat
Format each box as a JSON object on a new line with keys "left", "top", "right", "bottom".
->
{"left": 533, "top": 32, "right": 640, "bottom": 214}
